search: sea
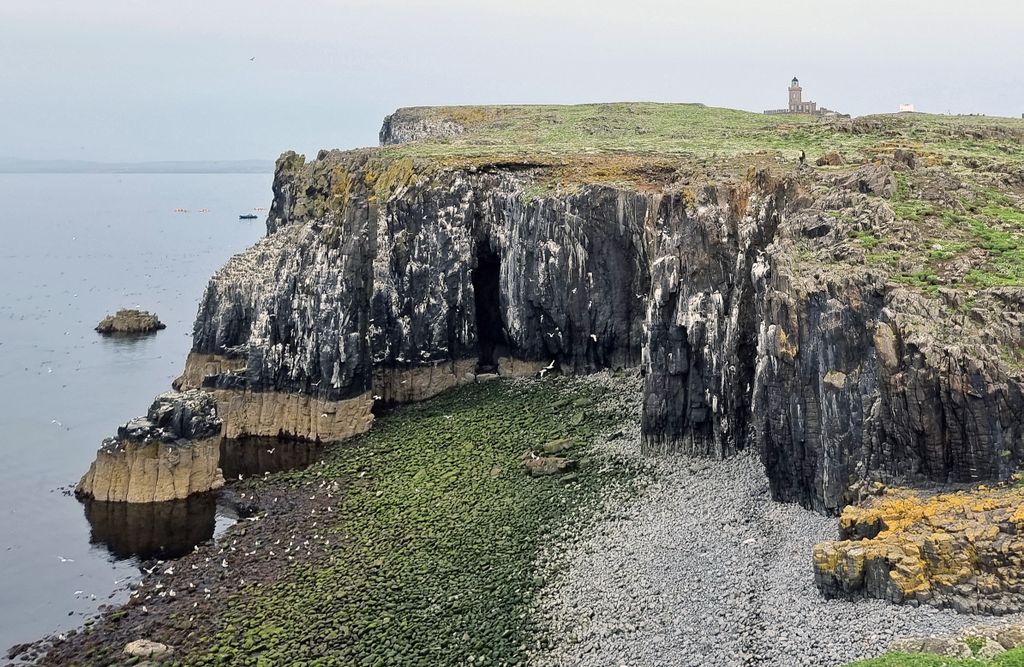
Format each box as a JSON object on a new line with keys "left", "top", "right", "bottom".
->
{"left": 0, "top": 173, "right": 271, "bottom": 651}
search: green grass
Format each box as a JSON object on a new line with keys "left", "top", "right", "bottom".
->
{"left": 981, "top": 206, "right": 1024, "bottom": 226}
{"left": 876, "top": 173, "right": 1024, "bottom": 290}
{"left": 377, "top": 103, "right": 1024, "bottom": 173}
{"left": 1001, "top": 345, "right": 1024, "bottom": 371}
{"left": 846, "top": 647, "right": 1024, "bottom": 666}
{"left": 891, "top": 172, "right": 940, "bottom": 222}
{"left": 181, "top": 378, "right": 636, "bottom": 666}
{"left": 854, "top": 231, "right": 882, "bottom": 249}
{"left": 892, "top": 270, "right": 942, "bottom": 295}
{"left": 927, "top": 240, "right": 971, "bottom": 261}
{"left": 961, "top": 214, "right": 1024, "bottom": 286}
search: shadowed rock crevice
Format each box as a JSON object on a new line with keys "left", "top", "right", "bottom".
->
{"left": 471, "top": 239, "right": 509, "bottom": 373}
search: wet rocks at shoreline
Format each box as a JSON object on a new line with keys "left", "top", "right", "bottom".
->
{"left": 32, "top": 375, "right": 644, "bottom": 665}
{"left": 95, "top": 308, "right": 165, "bottom": 334}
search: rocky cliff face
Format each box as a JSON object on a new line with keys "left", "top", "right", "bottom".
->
{"left": 76, "top": 391, "right": 224, "bottom": 503}
{"left": 379, "top": 107, "right": 467, "bottom": 145}
{"left": 100, "top": 106, "right": 1024, "bottom": 513}
{"left": 185, "top": 151, "right": 651, "bottom": 450}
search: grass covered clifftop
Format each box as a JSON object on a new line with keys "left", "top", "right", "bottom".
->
{"left": 378, "top": 103, "right": 1024, "bottom": 173}
{"left": 374, "top": 103, "right": 1024, "bottom": 297}
{"left": 277, "top": 103, "right": 1024, "bottom": 299}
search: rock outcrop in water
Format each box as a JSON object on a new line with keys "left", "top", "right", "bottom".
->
{"left": 76, "top": 391, "right": 224, "bottom": 503}
{"left": 95, "top": 308, "right": 165, "bottom": 334}
{"left": 87, "top": 104, "right": 1024, "bottom": 515}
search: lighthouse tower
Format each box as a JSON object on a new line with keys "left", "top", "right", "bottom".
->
{"left": 789, "top": 77, "right": 802, "bottom": 112}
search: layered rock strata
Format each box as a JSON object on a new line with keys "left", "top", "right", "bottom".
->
{"left": 76, "top": 391, "right": 224, "bottom": 503}
{"left": 173, "top": 143, "right": 1024, "bottom": 513}
{"left": 89, "top": 107, "right": 1024, "bottom": 514}
{"left": 813, "top": 486, "right": 1024, "bottom": 613}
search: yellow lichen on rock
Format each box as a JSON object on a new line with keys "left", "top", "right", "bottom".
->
{"left": 814, "top": 485, "right": 1024, "bottom": 614}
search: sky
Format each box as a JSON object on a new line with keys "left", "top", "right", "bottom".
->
{"left": 1, "top": 0, "right": 1021, "bottom": 162}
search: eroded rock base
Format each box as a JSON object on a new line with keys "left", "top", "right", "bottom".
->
{"left": 212, "top": 388, "right": 375, "bottom": 442}
{"left": 76, "top": 391, "right": 225, "bottom": 503}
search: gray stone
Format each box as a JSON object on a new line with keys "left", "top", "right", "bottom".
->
{"left": 123, "top": 639, "right": 172, "bottom": 658}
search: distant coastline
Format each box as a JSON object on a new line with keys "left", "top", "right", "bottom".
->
{"left": 0, "top": 158, "right": 274, "bottom": 174}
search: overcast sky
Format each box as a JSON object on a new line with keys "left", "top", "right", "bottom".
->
{"left": 1, "top": 0, "right": 1021, "bottom": 161}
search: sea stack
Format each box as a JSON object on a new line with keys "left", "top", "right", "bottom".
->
{"left": 95, "top": 308, "right": 166, "bottom": 334}
{"left": 76, "top": 390, "right": 224, "bottom": 503}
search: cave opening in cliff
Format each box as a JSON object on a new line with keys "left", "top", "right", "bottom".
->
{"left": 472, "top": 243, "right": 509, "bottom": 373}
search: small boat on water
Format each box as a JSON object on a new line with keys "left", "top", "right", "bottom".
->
{"left": 239, "top": 214, "right": 258, "bottom": 220}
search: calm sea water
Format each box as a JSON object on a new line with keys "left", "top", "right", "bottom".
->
{"left": 0, "top": 173, "right": 270, "bottom": 651}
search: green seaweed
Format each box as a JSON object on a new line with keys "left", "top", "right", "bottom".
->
{"left": 181, "top": 379, "right": 636, "bottom": 666}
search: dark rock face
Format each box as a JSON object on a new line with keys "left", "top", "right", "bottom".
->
{"left": 191, "top": 193, "right": 375, "bottom": 403}
{"left": 172, "top": 151, "right": 1024, "bottom": 513}
{"left": 642, "top": 177, "right": 787, "bottom": 457}
{"left": 379, "top": 109, "right": 466, "bottom": 145}
{"left": 124, "top": 391, "right": 222, "bottom": 442}
{"left": 192, "top": 158, "right": 648, "bottom": 410}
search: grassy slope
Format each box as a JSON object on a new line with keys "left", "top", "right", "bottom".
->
{"left": 382, "top": 103, "right": 1024, "bottom": 165}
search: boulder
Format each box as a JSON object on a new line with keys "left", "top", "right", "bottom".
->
{"left": 840, "top": 163, "right": 896, "bottom": 197}
{"left": 894, "top": 148, "right": 918, "bottom": 170}
{"left": 524, "top": 456, "right": 577, "bottom": 477}
{"left": 815, "top": 152, "right": 847, "bottom": 166}
{"left": 123, "top": 639, "right": 172, "bottom": 658}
